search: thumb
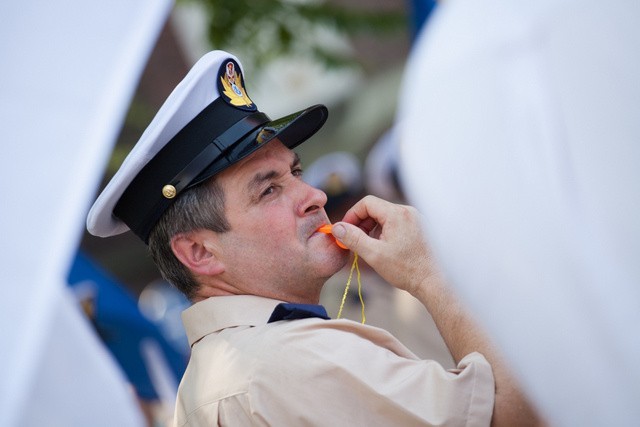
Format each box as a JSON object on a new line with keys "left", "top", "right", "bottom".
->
{"left": 332, "top": 222, "right": 380, "bottom": 259}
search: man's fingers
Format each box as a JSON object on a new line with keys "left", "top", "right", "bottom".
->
{"left": 332, "top": 222, "right": 380, "bottom": 260}
{"left": 341, "top": 195, "right": 392, "bottom": 227}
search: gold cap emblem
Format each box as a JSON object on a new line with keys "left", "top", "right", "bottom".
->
{"left": 218, "top": 59, "right": 256, "bottom": 111}
{"left": 162, "top": 184, "right": 177, "bottom": 199}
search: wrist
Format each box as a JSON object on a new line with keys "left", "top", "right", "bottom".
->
{"left": 412, "top": 271, "right": 451, "bottom": 311}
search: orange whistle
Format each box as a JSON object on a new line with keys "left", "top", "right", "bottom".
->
{"left": 317, "top": 224, "right": 348, "bottom": 249}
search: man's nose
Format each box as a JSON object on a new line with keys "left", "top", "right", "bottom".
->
{"left": 296, "top": 180, "right": 328, "bottom": 216}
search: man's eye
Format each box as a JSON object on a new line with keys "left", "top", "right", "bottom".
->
{"left": 292, "top": 168, "right": 303, "bottom": 177}
{"left": 261, "top": 186, "right": 275, "bottom": 197}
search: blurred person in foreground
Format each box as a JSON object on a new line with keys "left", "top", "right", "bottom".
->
{"left": 87, "top": 51, "right": 541, "bottom": 426}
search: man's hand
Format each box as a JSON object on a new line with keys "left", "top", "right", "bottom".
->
{"left": 331, "top": 195, "right": 441, "bottom": 297}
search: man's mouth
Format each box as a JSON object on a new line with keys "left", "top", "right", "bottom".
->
{"left": 315, "top": 224, "right": 347, "bottom": 249}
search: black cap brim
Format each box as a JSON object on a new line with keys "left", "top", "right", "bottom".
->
{"left": 189, "top": 103, "right": 328, "bottom": 188}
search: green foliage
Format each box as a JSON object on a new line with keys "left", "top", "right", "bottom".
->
{"left": 179, "top": 0, "right": 407, "bottom": 68}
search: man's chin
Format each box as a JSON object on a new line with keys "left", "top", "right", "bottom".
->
{"left": 308, "top": 233, "right": 351, "bottom": 274}
{"left": 327, "top": 245, "right": 350, "bottom": 273}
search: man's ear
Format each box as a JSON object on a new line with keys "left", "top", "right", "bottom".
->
{"left": 170, "top": 230, "right": 225, "bottom": 276}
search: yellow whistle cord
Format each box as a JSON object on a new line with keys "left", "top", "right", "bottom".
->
{"left": 336, "top": 252, "right": 366, "bottom": 324}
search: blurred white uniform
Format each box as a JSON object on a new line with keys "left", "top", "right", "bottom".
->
{"left": 399, "top": 0, "right": 640, "bottom": 425}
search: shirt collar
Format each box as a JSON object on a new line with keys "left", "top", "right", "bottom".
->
{"left": 182, "top": 295, "right": 283, "bottom": 347}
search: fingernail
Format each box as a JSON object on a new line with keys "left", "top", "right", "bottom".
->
{"left": 332, "top": 224, "right": 346, "bottom": 239}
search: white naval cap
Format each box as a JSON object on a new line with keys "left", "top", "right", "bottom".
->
{"left": 87, "top": 50, "right": 328, "bottom": 243}
{"left": 303, "top": 151, "right": 362, "bottom": 197}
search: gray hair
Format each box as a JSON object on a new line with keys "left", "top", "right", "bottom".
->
{"left": 148, "top": 178, "right": 230, "bottom": 300}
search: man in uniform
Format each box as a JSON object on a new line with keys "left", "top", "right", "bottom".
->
{"left": 88, "top": 51, "right": 540, "bottom": 426}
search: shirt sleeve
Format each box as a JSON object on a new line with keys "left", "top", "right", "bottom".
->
{"left": 247, "top": 320, "right": 495, "bottom": 426}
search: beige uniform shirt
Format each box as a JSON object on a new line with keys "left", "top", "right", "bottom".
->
{"left": 174, "top": 295, "right": 495, "bottom": 426}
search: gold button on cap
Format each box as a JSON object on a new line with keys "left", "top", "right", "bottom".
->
{"left": 162, "top": 184, "right": 177, "bottom": 199}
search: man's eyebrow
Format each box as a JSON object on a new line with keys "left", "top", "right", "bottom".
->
{"left": 246, "top": 152, "right": 301, "bottom": 194}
